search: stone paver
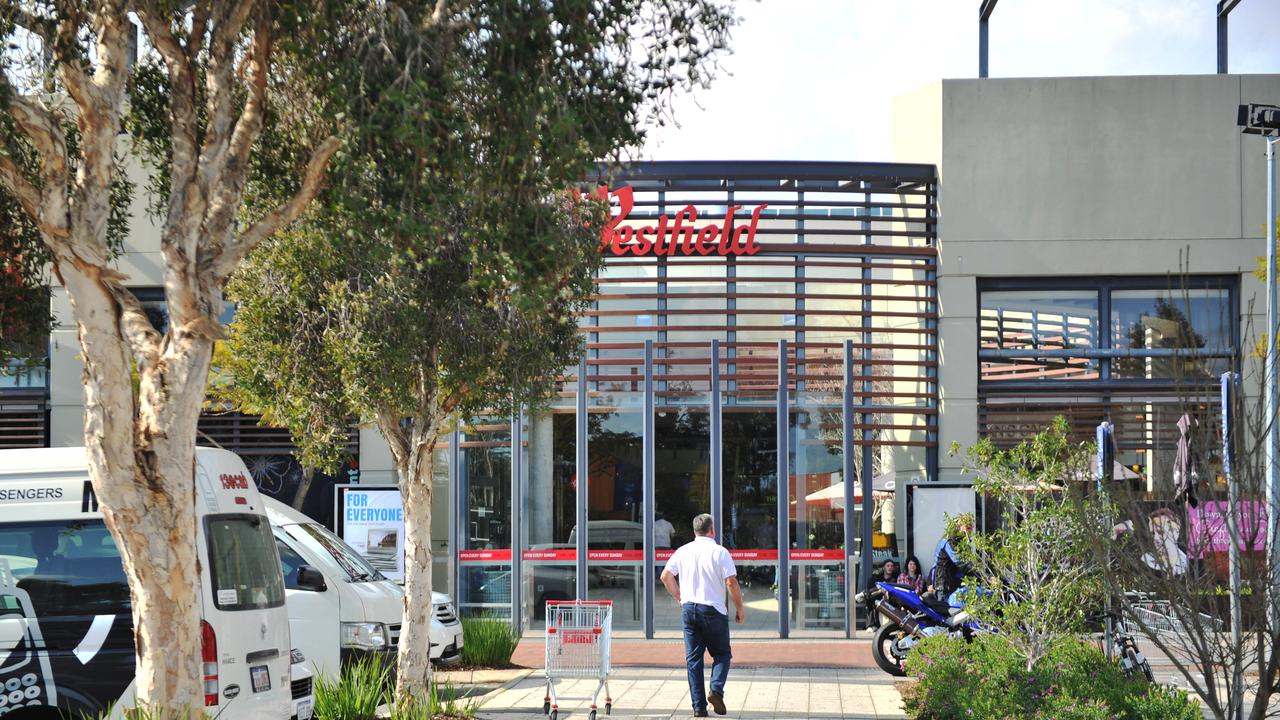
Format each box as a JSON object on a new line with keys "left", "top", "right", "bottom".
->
{"left": 474, "top": 666, "right": 905, "bottom": 720}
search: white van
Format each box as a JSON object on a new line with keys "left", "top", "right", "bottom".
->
{"left": 0, "top": 447, "right": 295, "bottom": 719}
{"left": 263, "top": 496, "right": 463, "bottom": 679}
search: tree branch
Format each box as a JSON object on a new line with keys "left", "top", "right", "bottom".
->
{"left": 0, "top": 153, "right": 44, "bottom": 222}
{"left": 209, "top": 135, "right": 340, "bottom": 282}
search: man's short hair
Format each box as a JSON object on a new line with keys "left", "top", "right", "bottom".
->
{"left": 692, "top": 513, "right": 714, "bottom": 536}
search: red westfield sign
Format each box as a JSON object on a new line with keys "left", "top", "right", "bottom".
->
{"left": 597, "top": 186, "right": 767, "bottom": 257}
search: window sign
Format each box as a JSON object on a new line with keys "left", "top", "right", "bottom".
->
{"left": 334, "top": 486, "right": 405, "bottom": 582}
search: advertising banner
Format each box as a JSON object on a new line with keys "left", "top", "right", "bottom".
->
{"left": 335, "top": 486, "right": 405, "bottom": 581}
{"left": 1188, "top": 501, "right": 1267, "bottom": 559}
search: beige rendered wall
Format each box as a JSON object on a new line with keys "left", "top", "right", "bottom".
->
{"left": 895, "top": 73, "right": 1280, "bottom": 482}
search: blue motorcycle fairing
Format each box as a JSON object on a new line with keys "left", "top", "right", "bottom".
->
{"left": 875, "top": 581, "right": 950, "bottom": 624}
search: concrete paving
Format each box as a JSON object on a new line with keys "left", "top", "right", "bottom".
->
{"left": 474, "top": 666, "right": 906, "bottom": 720}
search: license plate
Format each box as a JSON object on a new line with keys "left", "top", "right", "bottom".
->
{"left": 251, "top": 665, "right": 271, "bottom": 693}
{"left": 296, "top": 699, "right": 313, "bottom": 720}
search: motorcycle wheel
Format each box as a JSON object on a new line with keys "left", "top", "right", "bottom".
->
{"left": 872, "top": 622, "right": 909, "bottom": 677}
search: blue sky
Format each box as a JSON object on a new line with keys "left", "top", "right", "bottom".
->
{"left": 641, "top": 0, "right": 1280, "bottom": 161}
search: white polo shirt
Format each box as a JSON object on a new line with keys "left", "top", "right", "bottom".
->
{"left": 662, "top": 536, "right": 737, "bottom": 616}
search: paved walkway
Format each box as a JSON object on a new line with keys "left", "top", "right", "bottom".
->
{"left": 510, "top": 640, "right": 875, "bottom": 669}
{"left": 475, "top": 666, "right": 906, "bottom": 720}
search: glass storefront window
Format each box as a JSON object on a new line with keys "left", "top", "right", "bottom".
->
{"left": 458, "top": 419, "right": 513, "bottom": 619}
{"left": 789, "top": 389, "right": 847, "bottom": 636}
{"left": 721, "top": 405, "right": 779, "bottom": 637}
{"left": 523, "top": 413, "right": 578, "bottom": 627}
{"left": 585, "top": 398, "right": 643, "bottom": 630}
{"left": 653, "top": 390, "right": 711, "bottom": 634}
{"left": 980, "top": 290, "right": 1099, "bottom": 382}
{"left": 1111, "top": 289, "right": 1232, "bottom": 380}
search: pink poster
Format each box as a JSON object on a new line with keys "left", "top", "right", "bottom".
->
{"left": 1187, "top": 501, "right": 1268, "bottom": 558}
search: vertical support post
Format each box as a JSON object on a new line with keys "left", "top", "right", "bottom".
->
{"left": 576, "top": 355, "right": 589, "bottom": 600}
{"left": 711, "top": 339, "right": 724, "bottom": 537}
{"left": 1223, "top": 371, "right": 1243, "bottom": 718}
{"left": 511, "top": 408, "right": 525, "bottom": 635}
{"left": 448, "top": 428, "right": 460, "bottom": 603}
{"left": 1217, "top": 10, "right": 1229, "bottom": 74}
{"left": 842, "top": 339, "right": 859, "bottom": 638}
{"left": 978, "top": 17, "right": 988, "bottom": 78}
{"left": 1095, "top": 422, "right": 1113, "bottom": 659}
{"left": 978, "top": 0, "right": 998, "bottom": 78}
{"left": 1265, "top": 137, "right": 1279, "bottom": 650}
{"left": 777, "top": 339, "right": 791, "bottom": 638}
{"left": 643, "top": 340, "right": 656, "bottom": 638}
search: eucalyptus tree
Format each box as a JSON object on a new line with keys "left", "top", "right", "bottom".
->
{"left": 218, "top": 0, "right": 734, "bottom": 704}
{"left": 0, "top": 1, "right": 363, "bottom": 713}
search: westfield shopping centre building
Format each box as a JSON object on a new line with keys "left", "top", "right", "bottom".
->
{"left": 7, "top": 72, "right": 1279, "bottom": 640}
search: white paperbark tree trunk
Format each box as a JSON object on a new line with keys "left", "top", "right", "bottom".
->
{"left": 2, "top": 3, "right": 338, "bottom": 713}
{"left": 381, "top": 413, "right": 446, "bottom": 707}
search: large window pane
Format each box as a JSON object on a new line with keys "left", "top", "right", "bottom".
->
{"left": 721, "top": 406, "right": 779, "bottom": 637}
{"left": 523, "top": 413, "right": 577, "bottom": 628}
{"left": 458, "top": 419, "right": 513, "bottom": 619}
{"left": 1111, "top": 289, "right": 1232, "bottom": 380}
{"left": 980, "top": 290, "right": 1099, "bottom": 382}
{"left": 585, "top": 403, "right": 643, "bottom": 630}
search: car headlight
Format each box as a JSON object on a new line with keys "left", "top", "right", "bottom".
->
{"left": 341, "top": 622, "right": 389, "bottom": 650}
{"left": 291, "top": 648, "right": 306, "bottom": 665}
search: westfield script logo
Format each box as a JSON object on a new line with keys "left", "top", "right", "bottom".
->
{"left": 596, "top": 185, "right": 767, "bottom": 257}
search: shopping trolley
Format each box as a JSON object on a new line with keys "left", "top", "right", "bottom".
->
{"left": 543, "top": 600, "right": 613, "bottom": 720}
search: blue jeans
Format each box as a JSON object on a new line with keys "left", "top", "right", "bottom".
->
{"left": 682, "top": 603, "right": 732, "bottom": 712}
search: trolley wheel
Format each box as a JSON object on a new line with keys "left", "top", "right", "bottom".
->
{"left": 589, "top": 711, "right": 597, "bottom": 720}
{"left": 606, "top": 701, "right": 612, "bottom": 715}
{"left": 542, "top": 700, "right": 551, "bottom": 715}
{"left": 550, "top": 711, "right": 558, "bottom": 720}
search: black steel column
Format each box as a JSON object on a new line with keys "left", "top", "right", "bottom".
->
{"left": 979, "top": 0, "right": 998, "bottom": 78}
{"left": 1217, "top": 0, "right": 1241, "bottom": 74}
{"left": 576, "top": 355, "right": 589, "bottom": 600}
{"left": 510, "top": 408, "right": 525, "bottom": 634}
{"left": 710, "top": 339, "right": 723, "bottom": 538}
{"left": 860, "top": 199, "right": 876, "bottom": 615}
{"left": 776, "top": 339, "right": 790, "bottom": 638}
{"left": 449, "top": 428, "right": 460, "bottom": 602}
{"left": 842, "top": 339, "right": 857, "bottom": 638}
{"left": 643, "top": 340, "right": 656, "bottom": 638}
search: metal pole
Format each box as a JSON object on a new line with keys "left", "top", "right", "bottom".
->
{"left": 842, "top": 339, "right": 859, "bottom": 639}
{"left": 1224, "top": 372, "right": 1244, "bottom": 718}
{"left": 576, "top": 355, "right": 589, "bottom": 600}
{"left": 449, "top": 428, "right": 460, "bottom": 602}
{"left": 1096, "top": 422, "right": 1113, "bottom": 660}
{"left": 511, "top": 409, "right": 524, "bottom": 635}
{"left": 978, "top": 19, "right": 988, "bottom": 78}
{"left": 1266, "top": 137, "right": 1279, "bottom": 649}
{"left": 711, "top": 339, "right": 724, "bottom": 538}
{"left": 643, "top": 340, "right": 656, "bottom": 638}
{"left": 777, "top": 339, "right": 791, "bottom": 638}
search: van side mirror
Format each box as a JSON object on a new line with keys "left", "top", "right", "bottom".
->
{"left": 296, "top": 565, "right": 327, "bottom": 592}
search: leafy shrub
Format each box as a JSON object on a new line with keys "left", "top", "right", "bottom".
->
{"left": 314, "top": 654, "right": 391, "bottom": 720}
{"left": 904, "top": 634, "right": 1200, "bottom": 720}
{"left": 461, "top": 615, "right": 520, "bottom": 668}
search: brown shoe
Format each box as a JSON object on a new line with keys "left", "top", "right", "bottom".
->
{"left": 708, "top": 691, "right": 726, "bottom": 715}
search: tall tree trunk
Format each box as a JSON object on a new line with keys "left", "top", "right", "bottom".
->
{"left": 63, "top": 263, "right": 212, "bottom": 716}
{"left": 387, "top": 417, "right": 442, "bottom": 706}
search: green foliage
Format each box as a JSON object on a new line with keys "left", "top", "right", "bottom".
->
{"left": 221, "top": 0, "right": 736, "bottom": 473}
{"left": 904, "top": 634, "right": 1200, "bottom": 720}
{"left": 313, "top": 652, "right": 479, "bottom": 719}
{"left": 460, "top": 615, "right": 520, "bottom": 668}
{"left": 315, "top": 654, "right": 392, "bottom": 720}
{"left": 949, "top": 416, "right": 1109, "bottom": 670}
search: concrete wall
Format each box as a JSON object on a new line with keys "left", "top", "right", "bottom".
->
{"left": 895, "top": 73, "right": 1280, "bottom": 482}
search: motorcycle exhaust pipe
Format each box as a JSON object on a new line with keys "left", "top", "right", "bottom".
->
{"left": 875, "top": 601, "right": 922, "bottom": 635}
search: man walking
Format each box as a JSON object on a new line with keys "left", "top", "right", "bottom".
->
{"left": 660, "top": 514, "right": 745, "bottom": 717}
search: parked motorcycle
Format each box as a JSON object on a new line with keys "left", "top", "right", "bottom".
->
{"left": 856, "top": 582, "right": 983, "bottom": 676}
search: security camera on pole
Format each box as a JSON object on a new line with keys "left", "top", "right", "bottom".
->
{"left": 1238, "top": 102, "right": 1280, "bottom": 659}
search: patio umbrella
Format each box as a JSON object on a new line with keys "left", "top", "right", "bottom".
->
{"left": 803, "top": 472, "right": 896, "bottom": 510}
{"left": 1173, "top": 412, "right": 1199, "bottom": 508}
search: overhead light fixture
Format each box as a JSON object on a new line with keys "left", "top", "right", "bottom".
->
{"left": 1238, "top": 103, "right": 1280, "bottom": 136}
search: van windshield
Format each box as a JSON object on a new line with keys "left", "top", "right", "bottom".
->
{"left": 206, "top": 514, "right": 286, "bottom": 611}
{"left": 297, "top": 523, "right": 384, "bottom": 583}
